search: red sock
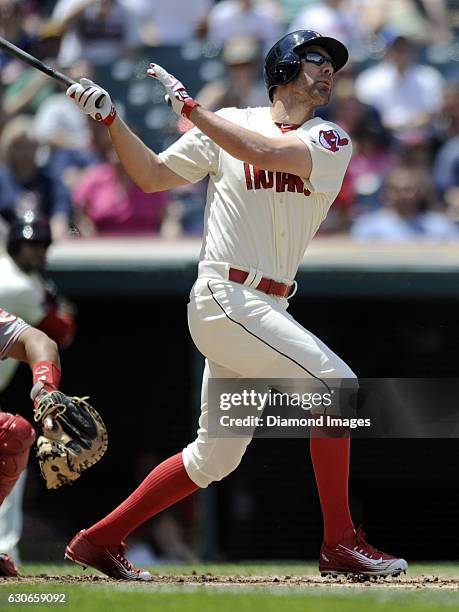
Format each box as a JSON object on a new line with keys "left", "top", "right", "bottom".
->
{"left": 310, "top": 428, "right": 354, "bottom": 546}
{"left": 86, "top": 452, "right": 198, "bottom": 546}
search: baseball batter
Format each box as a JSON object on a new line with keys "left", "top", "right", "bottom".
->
{"left": 65, "top": 30, "right": 407, "bottom": 579}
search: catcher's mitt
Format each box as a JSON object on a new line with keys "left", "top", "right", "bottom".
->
{"left": 33, "top": 391, "right": 108, "bottom": 489}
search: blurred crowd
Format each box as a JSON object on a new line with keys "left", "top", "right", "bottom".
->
{"left": 1, "top": 0, "right": 459, "bottom": 242}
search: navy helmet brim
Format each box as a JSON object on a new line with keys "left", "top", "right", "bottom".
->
{"left": 294, "top": 34, "right": 349, "bottom": 73}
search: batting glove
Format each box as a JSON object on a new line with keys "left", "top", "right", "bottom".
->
{"left": 147, "top": 63, "right": 200, "bottom": 119}
{"left": 66, "top": 78, "right": 117, "bottom": 126}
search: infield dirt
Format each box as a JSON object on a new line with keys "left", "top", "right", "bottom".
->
{"left": 3, "top": 573, "right": 459, "bottom": 590}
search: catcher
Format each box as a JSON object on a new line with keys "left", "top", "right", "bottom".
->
{"left": 0, "top": 307, "right": 107, "bottom": 576}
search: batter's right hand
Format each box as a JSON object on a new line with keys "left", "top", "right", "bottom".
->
{"left": 66, "top": 78, "right": 117, "bottom": 126}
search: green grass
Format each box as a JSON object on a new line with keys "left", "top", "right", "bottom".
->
{"left": 0, "top": 563, "right": 457, "bottom": 612}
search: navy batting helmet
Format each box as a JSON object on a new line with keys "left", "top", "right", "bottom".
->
{"left": 264, "top": 30, "right": 349, "bottom": 101}
{"left": 7, "top": 213, "right": 52, "bottom": 256}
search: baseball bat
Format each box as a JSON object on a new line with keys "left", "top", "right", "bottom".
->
{"left": 0, "top": 35, "right": 105, "bottom": 108}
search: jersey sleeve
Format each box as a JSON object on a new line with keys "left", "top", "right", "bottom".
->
{"left": 294, "top": 121, "right": 353, "bottom": 194}
{"left": 0, "top": 309, "right": 30, "bottom": 360}
{"left": 158, "top": 108, "right": 242, "bottom": 183}
{"left": 158, "top": 122, "right": 222, "bottom": 184}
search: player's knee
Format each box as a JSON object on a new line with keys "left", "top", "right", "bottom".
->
{"left": 0, "top": 413, "right": 35, "bottom": 506}
{"left": 327, "top": 361, "right": 358, "bottom": 381}
{"left": 309, "top": 374, "right": 359, "bottom": 417}
{"left": 0, "top": 413, "right": 36, "bottom": 454}
{"left": 182, "top": 437, "right": 250, "bottom": 488}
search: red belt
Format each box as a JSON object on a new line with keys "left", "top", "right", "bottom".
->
{"left": 228, "top": 268, "right": 293, "bottom": 298}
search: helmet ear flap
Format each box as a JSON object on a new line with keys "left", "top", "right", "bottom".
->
{"left": 268, "top": 54, "right": 302, "bottom": 101}
{"left": 273, "top": 57, "right": 301, "bottom": 82}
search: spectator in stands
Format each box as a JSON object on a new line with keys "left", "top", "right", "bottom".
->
{"left": 327, "top": 77, "right": 384, "bottom": 140}
{"left": 347, "top": 118, "right": 397, "bottom": 212}
{"left": 325, "top": 79, "right": 396, "bottom": 211}
{"left": 117, "top": 0, "right": 212, "bottom": 46}
{"left": 289, "top": 0, "right": 365, "bottom": 54}
{"left": 0, "top": 83, "right": 6, "bottom": 137}
{"left": 196, "top": 35, "right": 268, "bottom": 110}
{"left": 34, "top": 69, "right": 93, "bottom": 151}
{"left": 35, "top": 1, "right": 56, "bottom": 19}
{"left": 0, "top": 0, "right": 36, "bottom": 84}
{"left": 356, "top": 0, "right": 452, "bottom": 46}
{"left": 0, "top": 116, "right": 72, "bottom": 240}
{"left": 351, "top": 166, "right": 458, "bottom": 241}
{"left": 434, "top": 82, "right": 459, "bottom": 145}
{"left": 355, "top": 34, "right": 444, "bottom": 142}
{"left": 1, "top": 25, "right": 61, "bottom": 118}
{"left": 433, "top": 91, "right": 459, "bottom": 225}
{"left": 278, "top": 0, "right": 318, "bottom": 26}
{"left": 50, "top": 0, "right": 140, "bottom": 67}
{"left": 34, "top": 59, "right": 97, "bottom": 189}
{"left": 433, "top": 135, "right": 459, "bottom": 216}
{"left": 207, "top": 0, "right": 283, "bottom": 49}
{"left": 71, "top": 121, "right": 169, "bottom": 235}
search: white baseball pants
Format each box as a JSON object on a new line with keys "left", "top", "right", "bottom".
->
{"left": 183, "top": 266, "right": 357, "bottom": 488}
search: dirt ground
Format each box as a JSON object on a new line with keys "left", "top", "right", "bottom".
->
{"left": 2, "top": 573, "right": 459, "bottom": 590}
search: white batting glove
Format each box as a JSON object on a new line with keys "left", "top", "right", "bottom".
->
{"left": 147, "top": 63, "right": 200, "bottom": 119}
{"left": 66, "top": 78, "right": 117, "bottom": 126}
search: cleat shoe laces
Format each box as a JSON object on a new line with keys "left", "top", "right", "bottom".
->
{"left": 65, "top": 529, "right": 152, "bottom": 581}
{"left": 319, "top": 525, "right": 408, "bottom": 577}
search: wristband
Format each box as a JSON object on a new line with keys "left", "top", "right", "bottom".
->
{"left": 103, "top": 105, "right": 117, "bottom": 126}
{"left": 32, "top": 361, "right": 61, "bottom": 393}
{"left": 181, "top": 99, "right": 200, "bottom": 120}
{"left": 94, "top": 105, "right": 117, "bottom": 126}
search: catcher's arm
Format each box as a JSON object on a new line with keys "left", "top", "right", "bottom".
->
{"left": 6, "top": 324, "right": 107, "bottom": 490}
{"left": 7, "top": 326, "right": 60, "bottom": 377}
{"left": 6, "top": 325, "right": 62, "bottom": 397}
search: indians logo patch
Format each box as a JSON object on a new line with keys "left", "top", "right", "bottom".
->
{"left": 318, "top": 129, "right": 349, "bottom": 152}
{"left": 0, "top": 309, "right": 16, "bottom": 324}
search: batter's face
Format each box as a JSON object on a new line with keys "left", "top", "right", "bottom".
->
{"left": 291, "top": 45, "right": 335, "bottom": 106}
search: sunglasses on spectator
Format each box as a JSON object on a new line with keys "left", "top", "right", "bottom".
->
{"left": 300, "top": 51, "right": 336, "bottom": 71}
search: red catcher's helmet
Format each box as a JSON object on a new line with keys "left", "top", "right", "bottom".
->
{"left": 264, "top": 30, "right": 349, "bottom": 101}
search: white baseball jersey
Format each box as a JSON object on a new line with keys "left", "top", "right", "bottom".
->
{"left": 159, "top": 106, "right": 352, "bottom": 282}
{"left": 0, "top": 309, "right": 29, "bottom": 361}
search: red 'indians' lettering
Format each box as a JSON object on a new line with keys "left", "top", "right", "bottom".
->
{"left": 244, "top": 163, "right": 311, "bottom": 197}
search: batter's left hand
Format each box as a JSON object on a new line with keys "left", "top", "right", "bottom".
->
{"left": 147, "top": 63, "right": 200, "bottom": 119}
